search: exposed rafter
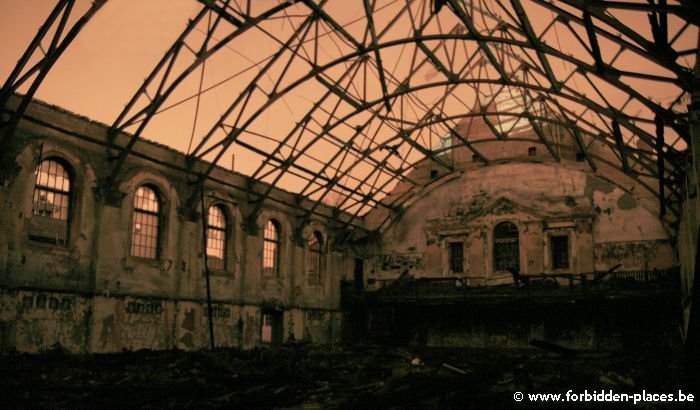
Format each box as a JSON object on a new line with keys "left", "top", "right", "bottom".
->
{"left": 0, "top": 0, "right": 106, "bottom": 148}
{"left": 5, "top": 0, "right": 696, "bottom": 235}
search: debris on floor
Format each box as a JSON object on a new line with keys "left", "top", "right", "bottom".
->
{"left": 0, "top": 344, "right": 683, "bottom": 409}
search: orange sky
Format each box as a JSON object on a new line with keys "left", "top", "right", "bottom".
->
{"left": 1, "top": 1, "right": 696, "bottom": 211}
{"left": 0, "top": 0, "right": 199, "bottom": 123}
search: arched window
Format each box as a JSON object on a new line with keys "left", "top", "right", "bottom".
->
{"left": 31, "top": 158, "right": 71, "bottom": 244}
{"left": 131, "top": 185, "right": 160, "bottom": 259}
{"left": 206, "top": 204, "right": 227, "bottom": 270}
{"left": 306, "top": 231, "right": 323, "bottom": 284}
{"left": 263, "top": 219, "right": 280, "bottom": 275}
{"left": 493, "top": 221, "right": 519, "bottom": 272}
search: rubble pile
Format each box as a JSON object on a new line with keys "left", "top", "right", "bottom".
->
{"left": 0, "top": 343, "right": 681, "bottom": 409}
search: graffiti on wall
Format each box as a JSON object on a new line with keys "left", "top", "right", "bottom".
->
{"left": 126, "top": 301, "right": 163, "bottom": 315}
{"left": 21, "top": 294, "right": 73, "bottom": 311}
{"left": 204, "top": 305, "right": 231, "bottom": 318}
{"left": 126, "top": 320, "right": 160, "bottom": 348}
{"left": 378, "top": 253, "right": 425, "bottom": 272}
{"left": 307, "top": 311, "right": 325, "bottom": 321}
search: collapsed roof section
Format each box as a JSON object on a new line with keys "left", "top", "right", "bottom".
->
{"left": 2, "top": 0, "right": 698, "bottom": 236}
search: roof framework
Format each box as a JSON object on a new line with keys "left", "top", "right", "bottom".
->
{"left": 2, "top": 0, "right": 698, "bottom": 236}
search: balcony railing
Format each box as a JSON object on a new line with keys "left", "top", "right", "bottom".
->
{"left": 341, "top": 267, "right": 680, "bottom": 306}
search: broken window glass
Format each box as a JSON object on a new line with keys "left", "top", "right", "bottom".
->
{"left": 30, "top": 158, "right": 71, "bottom": 244}
{"left": 263, "top": 219, "right": 280, "bottom": 275}
{"left": 449, "top": 242, "right": 464, "bottom": 273}
{"left": 306, "top": 231, "right": 323, "bottom": 284}
{"left": 131, "top": 185, "right": 160, "bottom": 259}
{"left": 493, "top": 222, "right": 519, "bottom": 272}
{"left": 551, "top": 235, "right": 570, "bottom": 270}
{"left": 206, "top": 205, "right": 227, "bottom": 270}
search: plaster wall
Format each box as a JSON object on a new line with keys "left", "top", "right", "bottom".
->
{"left": 0, "top": 99, "right": 353, "bottom": 353}
{"left": 369, "top": 162, "right": 675, "bottom": 283}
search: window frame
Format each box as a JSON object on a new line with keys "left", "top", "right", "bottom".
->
{"left": 448, "top": 241, "right": 464, "bottom": 274}
{"left": 261, "top": 312, "right": 273, "bottom": 343}
{"left": 306, "top": 231, "right": 323, "bottom": 285}
{"left": 29, "top": 157, "right": 73, "bottom": 245}
{"left": 493, "top": 221, "right": 520, "bottom": 273}
{"left": 206, "top": 204, "right": 228, "bottom": 271}
{"left": 260, "top": 310, "right": 282, "bottom": 345}
{"left": 262, "top": 219, "right": 281, "bottom": 276}
{"left": 130, "top": 184, "right": 162, "bottom": 260}
{"left": 550, "top": 234, "right": 570, "bottom": 270}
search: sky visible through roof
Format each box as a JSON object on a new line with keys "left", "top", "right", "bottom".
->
{"left": 1, "top": 0, "right": 697, "bottom": 220}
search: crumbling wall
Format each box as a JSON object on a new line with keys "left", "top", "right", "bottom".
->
{"left": 371, "top": 162, "right": 674, "bottom": 284}
{"left": 1, "top": 139, "right": 97, "bottom": 293}
{"left": 0, "top": 289, "right": 91, "bottom": 353}
{"left": 594, "top": 241, "right": 676, "bottom": 271}
{"left": 0, "top": 288, "right": 348, "bottom": 353}
{"left": 0, "top": 98, "right": 352, "bottom": 353}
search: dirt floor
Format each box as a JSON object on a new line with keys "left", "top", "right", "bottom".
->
{"left": 0, "top": 343, "right": 688, "bottom": 409}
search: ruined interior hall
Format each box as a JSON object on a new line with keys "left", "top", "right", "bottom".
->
{"left": 1, "top": 0, "right": 700, "bottom": 407}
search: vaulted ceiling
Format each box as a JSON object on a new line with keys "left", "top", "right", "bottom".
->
{"left": 2, "top": 0, "right": 698, "bottom": 234}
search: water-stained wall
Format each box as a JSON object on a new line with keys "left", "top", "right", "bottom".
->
{"left": 368, "top": 159, "right": 675, "bottom": 283}
{"left": 0, "top": 98, "right": 355, "bottom": 353}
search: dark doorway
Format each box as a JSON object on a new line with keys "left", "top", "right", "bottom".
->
{"left": 261, "top": 309, "right": 283, "bottom": 346}
{"left": 354, "top": 258, "right": 364, "bottom": 294}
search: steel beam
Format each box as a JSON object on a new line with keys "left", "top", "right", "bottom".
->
{"left": 0, "top": 0, "right": 106, "bottom": 147}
